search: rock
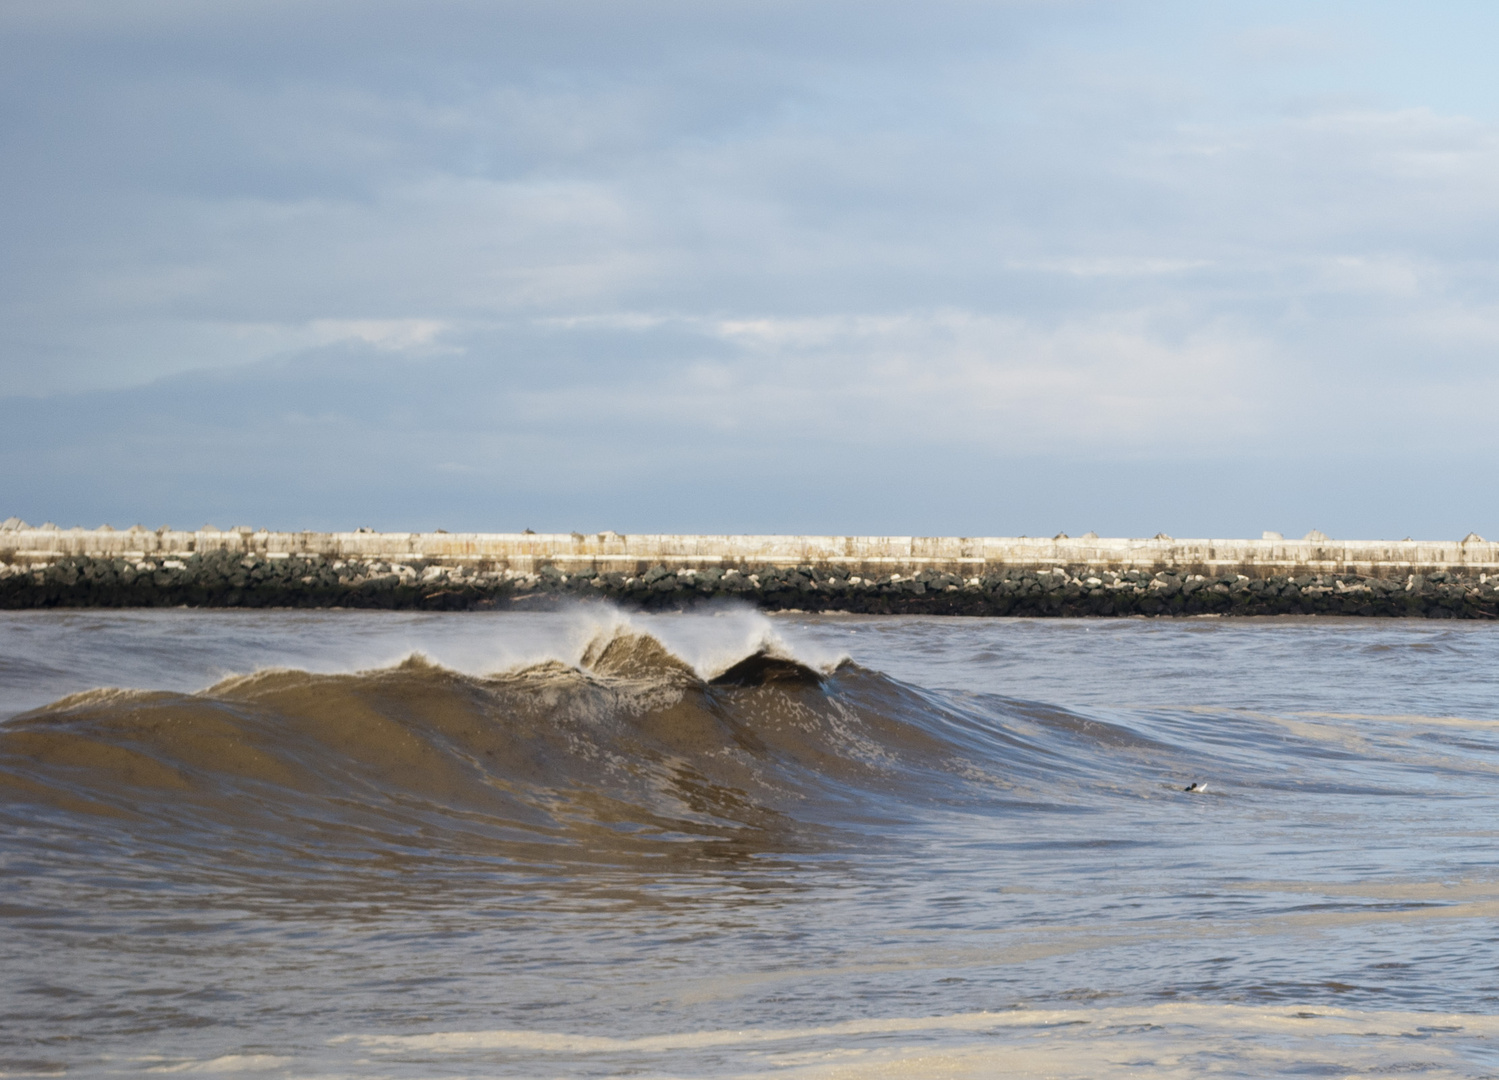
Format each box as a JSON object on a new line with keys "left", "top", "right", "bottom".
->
{"left": 2, "top": 550, "right": 1496, "bottom": 618}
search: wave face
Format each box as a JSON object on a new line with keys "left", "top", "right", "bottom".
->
{"left": 0, "top": 627, "right": 1030, "bottom": 868}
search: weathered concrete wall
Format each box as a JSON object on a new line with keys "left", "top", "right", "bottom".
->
{"left": 2, "top": 524, "right": 1496, "bottom": 576}
{"left": 1, "top": 523, "right": 1495, "bottom": 616}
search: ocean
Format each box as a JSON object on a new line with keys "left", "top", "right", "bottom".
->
{"left": 3, "top": 607, "right": 1498, "bottom": 1078}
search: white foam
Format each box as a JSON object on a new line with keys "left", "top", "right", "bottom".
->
{"left": 459, "top": 602, "right": 850, "bottom": 681}
{"left": 626, "top": 605, "right": 848, "bottom": 680}
{"left": 332, "top": 1002, "right": 1499, "bottom": 1079}
{"left": 334, "top": 1010, "right": 1060, "bottom": 1053}
{"left": 238, "top": 602, "right": 845, "bottom": 682}
{"left": 139, "top": 1054, "right": 291, "bottom": 1074}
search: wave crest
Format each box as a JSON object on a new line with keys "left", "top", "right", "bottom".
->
{"left": 0, "top": 628, "right": 965, "bottom": 867}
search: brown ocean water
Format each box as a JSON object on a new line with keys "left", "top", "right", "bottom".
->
{"left": 3, "top": 607, "right": 1499, "bottom": 1078}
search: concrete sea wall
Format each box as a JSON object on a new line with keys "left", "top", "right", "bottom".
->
{"left": 1, "top": 521, "right": 1496, "bottom": 617}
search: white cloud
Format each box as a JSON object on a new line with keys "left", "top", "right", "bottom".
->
{"left": 1308, "top": 255, "right": 1427, "bottom": 297}
{"left": 301, "top": 318, "right": 450, "bottom": 350}
{"left": 1232, "top": 24, "right": 1346, "bottom": 65}
{"left": 1008, "top": 258, "right": 1215, "bottom": 278}
{"left": 493, "top": 309, "right": 1270, "bottom": 452}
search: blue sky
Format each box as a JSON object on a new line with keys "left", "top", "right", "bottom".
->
{"left": 2, "top": 0, "right": 1497, "bottom": 538}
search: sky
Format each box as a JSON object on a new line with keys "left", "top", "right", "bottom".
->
{"left": 2, "top": 0, "right": 1497, "bottom": 539}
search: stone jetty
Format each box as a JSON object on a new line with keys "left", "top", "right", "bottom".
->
{"left": 1, "top": 521, "right": 1496, "bottom": 617}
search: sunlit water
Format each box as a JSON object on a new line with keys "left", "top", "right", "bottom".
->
{"left": 3, "top": 607, "right": 1499, "bottom": 1078}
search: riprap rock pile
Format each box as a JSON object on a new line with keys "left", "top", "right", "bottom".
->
{"left": 1, "top": 554, "right": 1495, "bottom": 617}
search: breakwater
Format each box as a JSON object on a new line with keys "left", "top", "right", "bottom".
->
{"left": 2, "top": 522, "right": 1497, "bottom": 616}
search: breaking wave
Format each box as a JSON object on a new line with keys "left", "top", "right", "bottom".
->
{"left": 0, "top": 622, "right": 1188, "bottom": 873}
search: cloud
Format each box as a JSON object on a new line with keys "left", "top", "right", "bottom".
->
{"left": 1232, "top": 23, "right": 1347, "bottom": 65}
{"left": 4, "top": 0, "right": 1499, "bottom": 534}
{"left": 1, "top": 331, "right": 1491, "bottom": 540}
{"left": 1009, "top": 258, "right": 1216, "bottom": 278}
{"left": 673, "top": 311, "right": 1267, "bottom": 449}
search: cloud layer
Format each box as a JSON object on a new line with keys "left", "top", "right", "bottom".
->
{"left": 3, "top": 1, "right": 1498, "bottom": 537}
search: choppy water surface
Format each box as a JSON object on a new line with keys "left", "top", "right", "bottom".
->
{"left": 3, "top": 609, "right": 1499, "bottom": 1078}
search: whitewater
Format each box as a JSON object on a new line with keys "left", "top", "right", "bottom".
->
{"left": 3, "top": 606, "right": 1499, "bottom": 1077}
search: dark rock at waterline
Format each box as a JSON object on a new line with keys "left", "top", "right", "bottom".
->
{"left": 0, "top": 554, "right": 1495, "bottom": 618}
